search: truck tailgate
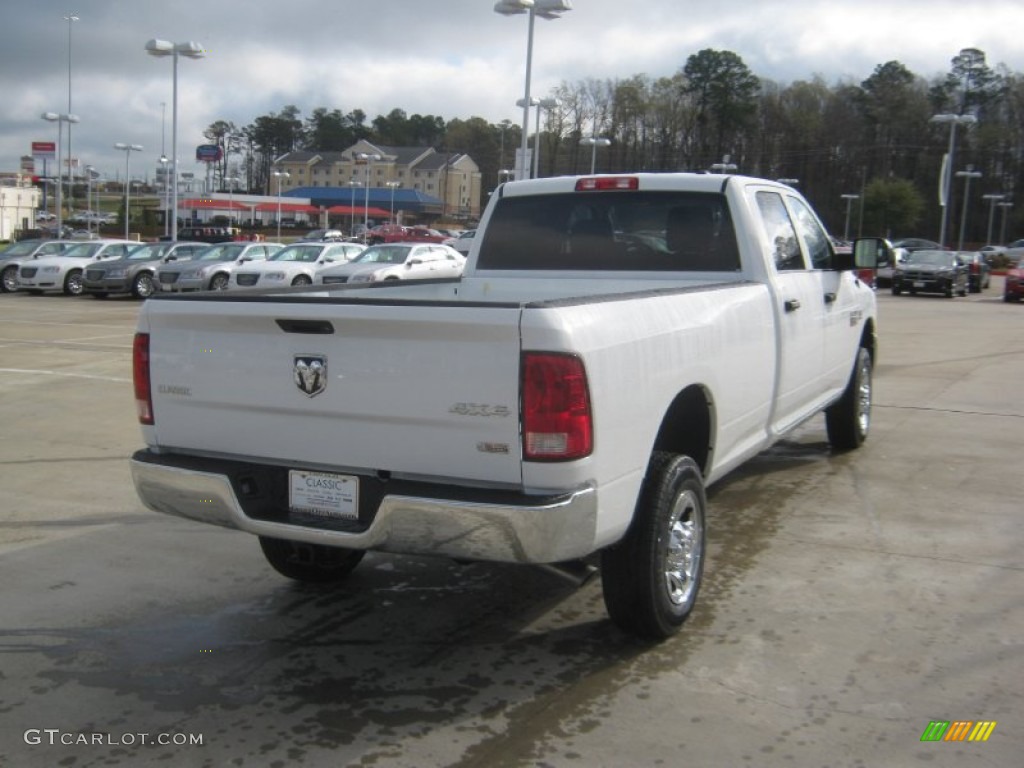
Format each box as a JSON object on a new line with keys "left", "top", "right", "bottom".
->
{"left": 142, "top": 298, "right": 526, "bottom": 487}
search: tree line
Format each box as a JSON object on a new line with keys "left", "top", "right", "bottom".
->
{"left": 205, "top": 47, "right": 1024, "bottom": 243}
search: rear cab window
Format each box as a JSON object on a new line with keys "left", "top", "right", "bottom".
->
{"left": 477, "top": 191, "right": 741, "bottom": 272}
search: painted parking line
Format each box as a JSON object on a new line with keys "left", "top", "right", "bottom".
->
{"left": 0, "top": 367, "right": 130, "bottom": 383}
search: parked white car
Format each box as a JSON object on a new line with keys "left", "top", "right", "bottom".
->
{"left": 229, "top": 242, "right": 365, "bottom": 289}
{"left": 1, "top": 239, "right": 70, "bottom": 292}
{"left": 16, "top": 239, "right": 137, "bottom": 295}
{"left": 442, "top": 229, "right": 476, "bottom": 255}
{"left": 157, "top": 241, "right": 285, "bottom": 292}
{"left": 317, "top": 243, "right": 466, "bottom": 285}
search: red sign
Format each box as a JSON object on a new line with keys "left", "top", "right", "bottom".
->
{"left": 32, "top": 141, "right": 56, "bottom": 159}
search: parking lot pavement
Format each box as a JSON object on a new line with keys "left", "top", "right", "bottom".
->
{"left": 0, "top": 284, "right": 1021, "bottom": 767}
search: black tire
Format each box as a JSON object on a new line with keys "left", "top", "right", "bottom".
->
{"left": 131, "top": 272, "right": 156, "bottom": 299}
{"left": 1, "top": 265, "right": 18, "bottom": 293}
{"left": 209, "top": 272, "right": 230, "bottom": 291}
{"left": 63, "top": 269, "right": 85, "bottom": 296}
{"left": 826, "top": 346, "right": 872, "bottom": 451}
{"left": 291, "top": 274, "right": 312, "bottom": 286}
{"left": 258, "top": 536, "right": 365, "bottom": 583}
{"left": 601, "top": 453, "right": 706, "bottom": 640}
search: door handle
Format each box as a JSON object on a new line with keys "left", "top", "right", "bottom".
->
{"left": 784, "top": 298, "right": 801, "bottom": 312}
{"left": 824, "top": 292, "right": 837, "bottom": 304}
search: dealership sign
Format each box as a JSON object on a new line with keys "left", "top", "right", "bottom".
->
{"left": 195, "top": 144, "right": 223, "bottom": 163}
{"left": 32, "top": 141, "right": 56, "bottom": 160}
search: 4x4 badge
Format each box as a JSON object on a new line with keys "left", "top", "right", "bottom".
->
{"left": 294, "top": 355, "right": 327, "bottom": 397}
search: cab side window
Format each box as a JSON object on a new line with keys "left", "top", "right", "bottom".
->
{"left": 787, "top": 196, "right": 833, "bottom": 269}
{"left": 755, "top": 191, "right": 805, "bottom": 271}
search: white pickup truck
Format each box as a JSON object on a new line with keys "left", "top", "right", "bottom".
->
{"left": 131, "top": 173, "right": 879, "bottom": 640}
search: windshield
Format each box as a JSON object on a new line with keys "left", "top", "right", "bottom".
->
{"left": 197, "top": 244, "right": 245, "bottom": 261}
{"left": 60, "top": 243, "right": 104, "bottom": 258}
{"left": 127, "top": 243, "right": 172, "bottom": 260}
{"left": 352, "top": 246, "right": 410, "bottom": 265}
{"left": 904, "top": 250, "right": 954, "bottom": 266}
{"left": 269, "top": 245, "right": 323, "bottom": 263}
{"left": 1, "top": 241, "right": 44, "bottom": 257}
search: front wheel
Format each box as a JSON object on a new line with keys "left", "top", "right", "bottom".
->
{"left": 826, "top": 346, "right": 872, "bottom": 451}
{"left": 63, "top": 269, "right": 85, "bottom": 296}
{"left": 2, "top": 265, "right": 19, "bottom": 293}
{"left": 209, "top": 272, "right": 230, "bottom": 291}
{"left": 601, "top": 453, "right": 706, "bottom": 640}
{"left": 291, "top": 274, "right": 312, "bottom": 286}
{"left": 131, "top": 271, "right": 156, "bottom": 299}
{"left": 258, "top": 537, "right": 365, "bottom": 583}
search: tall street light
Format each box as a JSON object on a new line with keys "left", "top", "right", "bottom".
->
{"left": 494, "top": 0, "right": 572, "bottom": 181}
{"left": 579, "top": 137, "right": 611, "bottom": 174}
{"left": 83, "top": 164, "right": 96, "bottom": 234}
{"left": 930, "top": 112, "right": 977, "bottom": 248}
{"left": 224, "top": 176, "right": 241, "bottom": 227}
{"left": 114, "top": 142, "right": 143, "bottom": 239}
{"left": 841, "top": 194, "right": 860, "bottom": 242}
{"left": 982, "top": 193, "right": 1004, "bottom": 246}
{"left": 348, "top": 180, "right": 361, "bottom": 237}
{"left": 955, "top": 166, "right": 982, "bottom": 251}
{"left": 41, "top": 112, "right": 79, "bottom": 238}
{"left": 64, "top": 13, "right": 79, "bottom": 220}
{"left": 386, "top": 180, "right": 401, "bottom": 223}
{"left": 272, "top": 170, "right": 290, "bottom": 240}
{"left": 145, "top": 38, "right": 205, "bottom": 242}
{"left": 356, "top": 152, "right": 381, "bottom": 240}
{"left": 997, "top": 201, "right": 1013, "bottom": 245}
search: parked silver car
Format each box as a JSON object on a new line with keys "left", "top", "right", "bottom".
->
{"left": 16, "top": 239, "right": 137, "bottom": 296}
{"left": 0, "top": 239, "right": 70, "bottom": 293}
{"left": 82, "top": 241, "right": 207, "bottom": 299}
{"left": 157, "top": 241, "right": 284, "bottom": 292}
{"left": 317, "top": 243, "right": 465, "bottom": 284}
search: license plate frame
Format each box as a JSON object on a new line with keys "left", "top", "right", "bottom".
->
{"left": 288, "top": 470, "right": 359, "bottom": 520}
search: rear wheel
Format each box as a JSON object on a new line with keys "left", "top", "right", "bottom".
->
{"left": 1, "top": 265, "right": 18, "bottom": 293}
{"left": 826, "top": 346, "right": 872, "bottom": 451}
{"left": 601, "top": 453, "right": 706, "bottom": 640}
{"left": 258, "top": 537, "right": 365, "bottom": 583}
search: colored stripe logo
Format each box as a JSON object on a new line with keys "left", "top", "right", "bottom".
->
{"left": 920, "top": 721, "right": 997, "bottom": 742}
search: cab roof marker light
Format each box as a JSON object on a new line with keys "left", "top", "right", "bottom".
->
{"left": 575, "top": 177, "right": 639, "bottom": 192}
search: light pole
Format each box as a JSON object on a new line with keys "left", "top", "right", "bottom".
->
{"left": 579, "top": 137, "right": 611, "bottom": 174}
{"left": 710, "top": 154, "right": 738, "bottom": 173}
{"left": 41, "top": 112, "right": 79, "bottom": 238}
{"left": 348, "top": 180, "right": 361, "bottom": 237}
{"left": 955, "top": 166, "right": 982, "bottom": 251}
{"left": 356, "top": 152, "right": 381, "bottom": 241}
{"left": 494, "top": 0, "right": 572, "bottom": 181}
{"left": 224, "top": 176, "right": 240, "bottom": 227}
{"left": 64, "top": 13, "right": 79, "bottom": 221}
{"left": 981, "top": 193, "right": 1004, "bottom": 246}
{"left": 159, "top": 154, "right": 169, "bottom": 235}
{"left": 533, "top": 97, "right": 560, "bottom": 178}
{"left": 841, "top": 194, "right": 860, "bottom": 242}
{"left": 146, "top": 38, "right": 205, "bottom": 242}
{"left": 997, "top": 201, "right": 1013, "bottom": 245}
{"left": 930, "top": 113, "right": 977, "bottom": 248}
{"left": 114, "top": 142, "right": 143, "bottom": 239}
{"left": 386, "top": 180, "right": 401, "bottom": 223}
{"left": 272, "top": 170, "right": 290, "bottom": 240}
{"left": 84, "top": 164, "right": 96, "bottom": 234}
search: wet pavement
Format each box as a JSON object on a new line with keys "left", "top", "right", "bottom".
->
{"left": 0, "top": 284, "right": 1021, "bottom": 767}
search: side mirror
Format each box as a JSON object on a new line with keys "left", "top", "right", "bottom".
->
{"left": 850, "top": 237, "right": 889, "bottom": 270}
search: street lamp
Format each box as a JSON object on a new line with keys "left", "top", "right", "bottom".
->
{"left": 533, "top": 97, "right": 560, "bottom": 177}
{"left": 64, "top": 13, "right": 79, "bottom": 220}
{"left": 841, "top": 194, "right": 860, "bottom": 242}
{"left": 83, "top": 165, "right": 96, "bottom": 234}
{"left": 348, "top": 180, "right": 361, "bottom": 237}
{"left": 955, "top": 166, "right": 982, "bottom": 251}
{"left": 579, "top": 137, "right": 611, "bottom": 174}
{"left": 146, "top": 38, "right": 205, "bottom": 242}
{"left": 981, "top": 194, "right": 1004, "bottom": 246}
{"left": 356, "top": 152, "right": 382, "bottom": 241}
{"left": 114, "top": 142, "right": 143, "bottom": 239}
{"left": 710, "top": 154, "right": 738, "bottom": 173}
{"left": 272, "top": 170, "right": 290, "bottom": 240}
{"left": 41, "top": 112, "right": 79, "bottom": 238}
{"left": 224, "top": 176, "right": 241, "bottom": 227}
{"left": 930, "top": 113, "right": 977, "bottom": 248}
{"left": 386, "top": 180, "right": 401, "bottom": 223}
{"left": 997, "top": 201, "right": 1013, "bottom": 245}
{"left": 494, "top": 0, "right": 572, "bottom": 181}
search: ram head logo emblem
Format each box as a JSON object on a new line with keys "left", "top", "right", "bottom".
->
{"left": 293, "top": 355, "right": 327, "bottom": 397}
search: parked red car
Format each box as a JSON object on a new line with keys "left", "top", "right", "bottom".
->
{"left": 366, "top": 224, "right": 447, "bottom": 245}
{"left": 1004, "top": 258, "right": 1024, "bottom": 302}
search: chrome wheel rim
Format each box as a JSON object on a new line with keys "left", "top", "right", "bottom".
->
{"left": 67, "top": 273, "right": 84, "bottom": 295}
{"left": 135, "top": 274, "right": 154, "bottom": 298}
{"left": 664, "top": 489, "right": 702, "bottom": 606}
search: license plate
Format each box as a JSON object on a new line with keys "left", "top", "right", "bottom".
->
{"left": 289, "top": 470, "right": 358, "bottom": 520}
{"left": 913, "top": 281, "right": 926, "bottom": 288}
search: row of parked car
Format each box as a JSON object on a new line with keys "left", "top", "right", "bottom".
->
{"left": 872, "top": 237, "right": 1024, "bottom": 299}
{"left": 0, "top": 235, "right": 470, "bottom": 299}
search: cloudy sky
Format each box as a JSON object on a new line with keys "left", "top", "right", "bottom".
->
{"left": 3, "top": 0, "right": 1023, "bottom": 183}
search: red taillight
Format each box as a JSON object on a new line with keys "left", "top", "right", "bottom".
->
{"left": 575, "top": 176, "right": 639, "bottom": 192}
{"left": 522, "top": 353, "right": 593, "bottom": 461}
{"left": 133, "top": 333, "right": 154, "bottom": 425}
